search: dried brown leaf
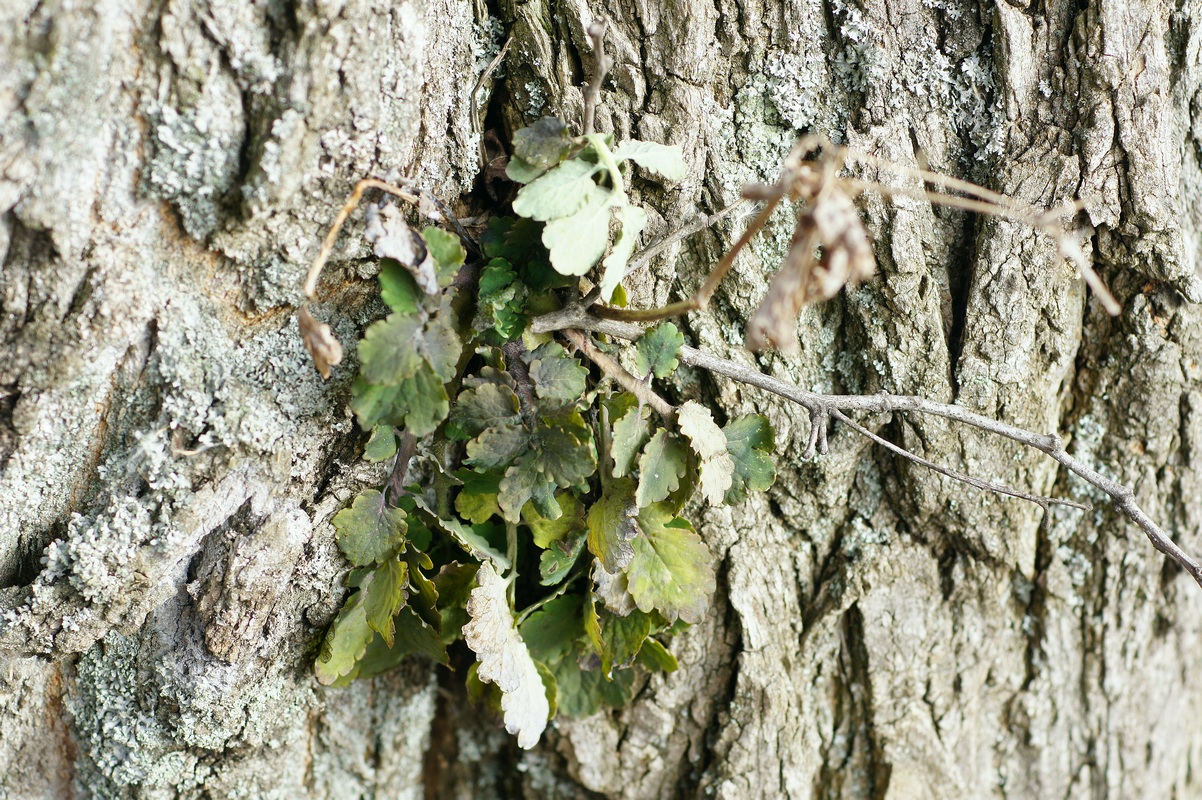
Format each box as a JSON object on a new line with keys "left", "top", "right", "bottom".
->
{"left": 298, "top": 307, "right": 344, "bottom": 379}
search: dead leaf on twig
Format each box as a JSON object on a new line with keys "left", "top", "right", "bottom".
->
{"left": 298, "top": 306, "right": 343, "bottom": 379}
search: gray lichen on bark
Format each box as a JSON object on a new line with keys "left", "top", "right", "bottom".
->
{"left": 3, "top": 0, "right": 1202, "bottom": 797}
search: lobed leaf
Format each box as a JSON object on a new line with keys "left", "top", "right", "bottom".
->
{"left": 463, "top": 563, "right": 552, "bottom": 749}
{"left": 450, "top": 383, "right": 521, "bottom": 440}
{"left": 635, "top": 430, "right": 689, "bottom": 507}
{"left": 541, "top": 191, "right": 618, "bottom": 277}
{"left": 635, "top": 323, "right": 685, "bottom": 380}
{"left": 421, "top": 226, "right": 466, "bottom": 287}
{"left": 527, "top": 342, "right": 588, "bottom": 405}
{"left": 512, "top": 117, "right": 573, "bottom": 169}
{"left": 363, "top": 558, "right": 408, "bottom": 647}
{"left": 363, "top": 425, "right": 398, "bottom": 462}
{"left": 523, "top": 491, "right": 586, "bottom": 548}
{"left": 332, "top": 489, "right": 407, "bottom": 566}
{"left": 315, "top": 589, "right": 373, "bottom": 685}
{"left": 611, "top": 140, "right": 687, "bottom": 181}
{"left": 626, "top": 503, "right": 715, "bottom": 624}
{"left": 723, "top": 415, "right": 777, "bottom": 504}
{"left": 599, "top": 204, "right": 647, "bottom": 302}
{"left": 512, "top": 159, "right": 603, "bottom": 222}
{"left": 587, "top": 477, "right": 640, "bottom": 572}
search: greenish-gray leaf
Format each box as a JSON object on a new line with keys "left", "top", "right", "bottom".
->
{"left": 358, "top": 313, "right": 423, "bottom": 385}
{"left": 522, "top": 491, "right": 586, "bottom": 548}
{"left": 635, "top": 323, "right": 685, "bottom": 379}
{"left": 512, "top": 117, "right": 572, "bottom": 169}
{"left": 332, "top": 489, "right": 407, "bottom": 566}
{"left": 539, "top": 527, "right": 586, "bottom": 585}
{"left": 528, "top": 343, "right": 588, "bottom": 405}
{"left": 723, "top": 415, "right": 777, "bottom": 503}
{"left": 541, "top": 191, "right": 618, "bottom": 276}
{"left": 363, "top": 425, "right": 398, "bottom": 462}
{"left": 451, "top": 384, "right": 521, "bottom": 440}
{"left": 599, "top": 607, "right": 653, "bottom": 676}
{"left": 421, "top": 226, "right": 466, "bottom": 287}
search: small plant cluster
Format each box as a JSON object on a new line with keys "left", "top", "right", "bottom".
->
{"left": 300, "top": 18, "right": 1202, "bottom": 752}
{"left": 306, "top": 117, "right": 775, "bottom": 748}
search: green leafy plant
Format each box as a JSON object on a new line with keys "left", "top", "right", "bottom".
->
{"left": 297, "top": 18, "right": 1202, "bottom": 752}
{"left": 301, "top": 114, "right": 774, "bottom": 749}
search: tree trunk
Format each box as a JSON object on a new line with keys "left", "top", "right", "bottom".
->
{"left": 3, "top": 0, "right": 1202, "bottom": 797}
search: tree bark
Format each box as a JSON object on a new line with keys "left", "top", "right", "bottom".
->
{"left": 3, "top": 0, "right": 1202, "bottom": 797}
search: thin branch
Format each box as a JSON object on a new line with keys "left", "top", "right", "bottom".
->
{"left": 581, "top": 20, "right": 611, "bottom": 136}
{"left": 531, "top": 303, "right": 1202, "bottom": 587}
{"left": 560, "top": 328, "right": 676, "bottom": 420}
{"left": 622, "top": 199, "right": 749, "bottom": 278}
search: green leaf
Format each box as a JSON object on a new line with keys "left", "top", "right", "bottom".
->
{"left": 450, "top": 384, "right": 521, "bottom": 440}
{"left": 512, "top": 117, "right": 573, "bottom": 169}
{"left": 467, "top": 422, "right": 531, "bottom": 472}
{"left": 626, "top": 503, "right": 715, "bottom": 624}
{"left": 498, "top": 452, "right": 559, "bottom": 522}
{"left": 541, "top": 191, "right": 618, "bottom": 276}
{"left": 587, "top": 477, "right": 639, "bottom": 572}
{"left": 611, "top": 140, "right": 687, "bottom": 181}
{"left": 363, "top": 425, "right": 398, "bottom": 462}
{"left": 512, "top": 159, "right": 604, "bottom": 222}
{"left": 537, "top": 410, "right": 598, "bottom": 489}
{"left": 599, "top": 204, "right": 647, "bottom": 301}
{"left": 477, "top": 259, "right": 527, "bottom": 341}
{"left": 454, "top": 470, "right": 503, "bottom": 524}
{"left": 378, "top": 259, "right": 421, "bottom": 314}
{"left": 358, "top": 313, "right": 424, "bottom": 385}
{"left": 435, "top": 562, "right": 479, "bottom": 642}
{"left": 635, "top": 637, "right": 679, "bottom": 672}
{"left": 315, "top": 590, "right": 373, "bottom": 685}
{"left": 522, "top": 491, "right": 586, "bottom": 548}
{"left": 419, "top": 312, "right": 462, "bottom": 381}
{"left": 332, "top": 489, "right": 407, "bottom": 566}
{"left": 609, "top": 398, "right": 650, "bottom": 478}
{"left": 520, "top": 594, "right": 582, "bottom": 665}
{"left": 635, "top": 323, "right": 685, "bottom": 379}
{"left": 528, "top": 343, "right": 588, "bottom": 405}
{"left": 539, "top": 526, "right": 586, "bottom": 585}
{"left": 350, "top": 365, "right": 450, "bottom": 437}
{"left": 551, "top": 650, "right": 634, "bottom": 718}
{"left": 421, "top": 226, "right": 466, "bottom": 287}
{"left": 402, "top": 545, "right": 440, "bottom": 631}
{"left": 411, "top": 494, "right": 511, "bottom": 570}
{"left": 506, "top": 156, "right": 546, "bottom": 184}
{"left": 363, "top": 558, "right": 408, "bottom": 647}
{"left": 723, "top": 415, "right": 777, "bottom": 504}
{"left": 599, "top": 608, "right": 653, "bottom": 676}
{"left": 390, "top": 605, "right": 450, "bottom": 666}
{"left": 635, "top": 430, "right": 689, "bottom": 507}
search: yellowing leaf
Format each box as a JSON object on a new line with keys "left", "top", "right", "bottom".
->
{"left": 626, "top": 503, "right": 715, "bottom": 624}
{"left": 587, "top": 477, "right": 639, "bottom": 572}
{"left": 677, "top": 401, "right": 735, "bottom": 505}
{"left": 315, "top": 589, "right": 373, "bottom": 685}
{"left": 635, "top": 430, "right": 689, "bottom": 507}
{"left": 462, "top": 563, "right": 551, "bottom": 749}
{"left": 363, "top": 558, "right": 408, "bottom": 647}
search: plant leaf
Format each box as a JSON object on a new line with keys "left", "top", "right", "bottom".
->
{"left": 587, "top": 477, "right": 640, "bottom": 572}
{"left": 635, "top": 637, "right": 679, "bottom": 672}
{"left": 450, "top": 384, "right": 521, "bottom": 440}
{"left": 611, "top": 140, "right": 687, "bottom": 180}
{"left": 512, "top": 116, "right": 573, "bottom": 169}
{"left": 363, "top": 425, "right": 398, "bottom": 462}
{"left": 635, "top": 323, "right": 685, "bottom": 379}
{"left": 363, "top": 558, "right": 408, "bottom": 647}
{"left": 378, "top": 259, "right": 421, "bottom": 314}
{"left": 454, "top": 470, "right": 503, "bottom": 524}
{"left": 635, "top": 430, "right": 689, "bottom": 507}
{"left": 462, "top": 563, "right": 551, "bottom": 749}
{"left": 677, "top": 401, "right": 735, "bottom": 505}
{"left": 422, "top": 226, "right": 466, "bottom": 287}
{"left": 539, "top": 527, "right": 587, "bottom": 585}
{"left": 466, "top": 422, "right": 531, "bottom": 472}
{"left": 599, "top": 204, "right": 647, "bottom": 301}
{"left": 498, "top": 451, "right": 559, "bottom": 521}
{"left": 350, "top": 365, "right": 450, "bottom": 436}
{"left": 610, "top": 400, "right": 650, "bottom": 478}
{"left": 626, "top": 503, "right": 715, "bottom": 624}
{"left": 315, "top": 589, "right": 373, "bottom": 685}
{"left": 410, "top": 494, "right": 511, "bottom": 570}
{"left": 723, "top": 415, "right": 777, "bottom": 503}
{"left": 528, "top": 343, "right": 588, "bottom": 405}
{"left": 523, "top": 491, "right": 586, "bottom": 548}
{"left": 512, "top": 159, "right": 604, "bottom": 222}
{"left": 541, "top": 191, "right": 618, "bottom": 277}
{"left": 599, "top": 607, "right": 653, "bottom": 676}
{"left": 332, "top": 489, "right": 407, "bottom": 566}
{"left": 358, "top": 313, "right": 424, "bottom": 385}
{"left": 593, "top": 561, "right": 638, "bottom": 616}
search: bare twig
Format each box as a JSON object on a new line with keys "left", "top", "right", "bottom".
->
{"left": 622, "top": 200, "right": 749, "bottom": 278}
{"left": 560, "top": 328, "right": 675, "bottom": 420}
{"left": 581, "top": 20, "right": 611, "bottom": 136}
{"left": 531, "top": 303, "right": 1202, "bottom": 587}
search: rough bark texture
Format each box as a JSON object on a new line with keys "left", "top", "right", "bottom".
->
{"left": 3, "top": 0, "right": 1202, "bottom": 797}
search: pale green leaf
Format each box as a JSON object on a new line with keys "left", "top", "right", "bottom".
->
{"left": 451, "top": 384, "right": 521, "bottom": 440}
{"left": 626, "top": 503, "right": 715, "bottom": 624}
{"left": 610, "top": 399, "right": 650, "bottom": 478}
{"left": 421, "top": 226, "right": 466, "bottom": 287}
{"left": 635, "top": 638, "right": 679, "bottom": 672}
{"left": 498, "top": 452, "right": 558, "bottom": 522}
{"left": 466, "top": 423, "right": 530, "bottom": 471}
{"left": 599, "top": 607, "right": 653, "bottom": 676}
{"left": 528, "top": 343, "right": 588, "bottom": 405}
{"left": 454, "top": 470, "right": 502, "bottom": 524}
{"left": 363, "top": 425, "right": 398, "bottom": 462}
{"left": 523, "top": 491, "right": 586, "bottom": 548}
{"left": 611, "top": 140, "right": 687, "bottom": 180}
{"left": 635, "top": 430, "right": 689, "bottom": 507}
{"left": 505, "top": 156, "right": 546, "bottom": 184}
{"left": 358, "top": 313, "right": 423, "bottom": 385}
{"left": 512, "top": 159, "right": 603, "bottom": 222}
{"left": 541, "top": 192, "right": 618, "bottom": 276}
{"left": 332, "top": 489, "right": 407, "bottom": 566}
{"left": 315, "top": 590, "right": 372, "bottom": 685}
{"left": 599, "top": 204, "right": 647, "bottom": 301}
